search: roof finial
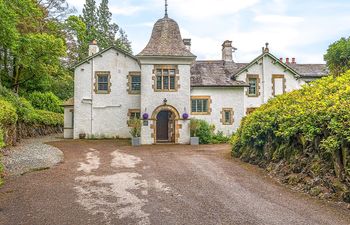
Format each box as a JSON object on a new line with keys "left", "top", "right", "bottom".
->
{"left": 165, "top": 0, "right": 168, "bottom": 18}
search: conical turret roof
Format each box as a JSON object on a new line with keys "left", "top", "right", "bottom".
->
{"left": 137, "top": 17, "right": 195, "bottom": 57}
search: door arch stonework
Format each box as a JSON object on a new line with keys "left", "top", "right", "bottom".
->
{"left": 151, "top": 105, "right": 181, "bottom": 144}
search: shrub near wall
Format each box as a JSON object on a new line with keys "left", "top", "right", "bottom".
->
{"left": 0, "top": 86, "right": 63, "bottom": 146}
{"left": 231, "top": 71, "right": 350, "bottom": 203}
{"left": 28, "top": 91, "right": 63, "bottom": 113}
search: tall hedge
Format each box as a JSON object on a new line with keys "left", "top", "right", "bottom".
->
{"left": 232, "top": 71, "right": 350, "bottom": 200}
{"left": 28, "top": 92, "right": 63, "bottom": 113}
{"left": 0, "top": 99, "right": 18, "bottom": 148}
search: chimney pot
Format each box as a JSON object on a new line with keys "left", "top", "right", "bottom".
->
{"left": 286, "top": 57, "right": 290, "bottom": 64}
{"left": 89, "top": 40, "right": 99, "bottom": 56}
{"left": 222, "top": 40, "right": 234, "bottom": 62}
{"left": 292, "top": 57, "right": 296, "bottom": 64}
{"left": 183, "top": 39, "right": 191, "bottom": 51}
{"left": 279, "top": 57, "right": 283, "bottom": 62}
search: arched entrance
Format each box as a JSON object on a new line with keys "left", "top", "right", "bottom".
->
{"left": 152, "top": 105, "right": 180, "bottom": 144}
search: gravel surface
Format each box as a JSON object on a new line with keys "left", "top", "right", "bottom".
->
{"left": 0, "top": 140, "right": 349, "bottom": 225}
{"left": 1, "top": 135, "right": 64, "bottom": 176}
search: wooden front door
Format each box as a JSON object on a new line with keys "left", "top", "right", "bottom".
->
{"left": 157, "top": 111, "right": 169, "bottom": 142}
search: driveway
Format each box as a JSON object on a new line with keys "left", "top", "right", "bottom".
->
{"left": 0, "top": 140, "right": 349, "bottom": 225}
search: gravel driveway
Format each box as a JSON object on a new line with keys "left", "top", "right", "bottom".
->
{"left": 0, "top": 140, "right": 349, "bottom": 225}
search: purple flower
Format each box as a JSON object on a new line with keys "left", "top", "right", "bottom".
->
{"left": 182, "top": 113, "right": 189, "bottom": 120}
{"left": 143, "top": 113, "right": 149, "bottom": 120}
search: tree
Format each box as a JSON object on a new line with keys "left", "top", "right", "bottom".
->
{"left": 38, "top": 0, "right": 76, "bottom": 21}
{"left": 97, "top": 0, "right": 118, "bottom": 49}
{"left": 65, "top": 15, "right": 88, "bottom": 63}
{"left": 115, "top": 29, "right": 132, "bottom": 54}
{"left": 82, "top": 0, "right": 98, "bottom": 44}
{"left": 324, "top": 37, "right": 350, "bottom": 76}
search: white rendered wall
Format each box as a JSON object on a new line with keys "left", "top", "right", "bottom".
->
{"left": 237, "top": 55, "right": 306, "bottom": 115}
{"left": 74, "top": 49, "right": 141, "bottom": 139}
{"left": 139, "top": 58, "right": 193, "bottom": 145}
{"left": 63, "top": 106, "right": 74, "bottom": 139}
{"left": 190, "top": 87, "right": 245, "bottom": 135}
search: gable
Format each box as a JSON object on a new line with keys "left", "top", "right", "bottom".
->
{"left": 73, "top": 46, "right": 139, "bottom": 69}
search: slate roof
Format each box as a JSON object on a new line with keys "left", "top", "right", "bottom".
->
{"left": 137, "top": 17, "right": 195, "bottom": 57}
{"left": 191, "top": 60, "right": 249, "bottom": 87}
{"left": 288, "top": 63, "right": 328, "bottom": 78}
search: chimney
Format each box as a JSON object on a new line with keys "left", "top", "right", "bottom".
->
{"left": 222, "top": 40, "right": 234, "bottom": 61}
{"left": 183, "top": 39, "right": 191, "bottom": 51}
{"left": 292, "top": 57, "right": 296, "bottom": 64}
{"left": 89, "top": 40, "right": 99, "bottom": 56}
{"left": 279, "top": 57, "right": 283, "bottom": 62}
{"left": 286, "top": 57, "right": 290, "bottom": 64}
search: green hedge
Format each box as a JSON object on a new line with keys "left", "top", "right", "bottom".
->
{"left": 28, "top": 91, "right": 63, "bottom": 113}
{"left": 231, "top": 70, "right": 350, "bottom": 182}
{"left": 190, "top": 119, "right": 230, "bottom": 144}
{"left": 0, "top": 99, "right": 18, "bottom": 148}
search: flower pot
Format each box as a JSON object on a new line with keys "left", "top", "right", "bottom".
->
{"left": 79, "top": 133, "right": 86, "bottom": 139}
{"left": 131, "top": 137, "right": 141, "bottom": 146}
{"left": 190, "top": 137, "right": 199, "bottom": 145}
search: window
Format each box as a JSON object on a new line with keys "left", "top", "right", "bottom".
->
{"left": 95, "top": 72, "right": 111, "bottom": 94}
{"left": 191, "top": 96, "right": 211, "bottom": 115}
{"left": 246, "top": 107, "right": 257, "bottom": 115}
{"left": 221, "top": 108, "right": 234, "bottom": 125}
{"left": 246, "top": 75, "right": 260, "bottom": 97}
{"left": 248, "top": 78, "right": 257, "bottom": 95}
{"left": 128, "top": 109, "right": 141, "bottom": 126}
{"left": 128, "top": 72, "right": 141, "bottom": 94}
{"left": 154, "top": 66, "right": 178, "bottom": 91}
{"left": 272, "top": 74, "right": 286, "bottom": 96}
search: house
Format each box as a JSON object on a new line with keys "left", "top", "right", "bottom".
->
{"left": 63, "top": 9, "right": 328, "bottom": 144}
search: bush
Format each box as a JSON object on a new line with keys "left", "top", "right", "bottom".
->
{"left": 212, "top": 131, "right": 230, "bottom": 144}
{"left": 28, "top": 92, "right": 63, "bottom": 113}
{"left": 231, "top": 70, "right": 350, "bottom": 184}
{"left": 190, "top": 119, "right": 230, "bottom": 144}
{"left": 0, "top": 99, "right": 18, "bottom": 148}
{"left": 129, "top": 118, "right": 141, "bottom": 137}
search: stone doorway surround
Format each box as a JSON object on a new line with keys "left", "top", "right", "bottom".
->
{"left": 151, "top": 104, "right": 180, "bottom": 144}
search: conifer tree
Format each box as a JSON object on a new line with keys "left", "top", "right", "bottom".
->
{"left": 116, "top": 29, "right": 132, "bottom": 54}
{"left": 82, "top": 0, "right": 98, "bottom": 43}
{"left": 97, "top": 0, "right": 118, "bottom": 49}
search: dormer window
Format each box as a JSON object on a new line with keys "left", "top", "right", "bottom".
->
{"left": 153, "top": 65, "right": 179, "bottom": 92}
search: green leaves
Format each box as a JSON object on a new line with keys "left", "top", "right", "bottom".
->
{"left": 28, "top": 92, "right": 63, "bottom": 113}
{"left": 232, "top": 70, "right": 350, "bottom": 170}
{"left": 324, "top": 37, "right": 350, "bottom": 76}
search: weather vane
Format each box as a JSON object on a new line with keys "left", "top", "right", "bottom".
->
{"left": 165, "top": 0, "right": 168, "bottom": 17}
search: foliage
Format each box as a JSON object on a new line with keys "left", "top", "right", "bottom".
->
{"left": 190, "top": 119, "right": 230, "bottom": 144}
{"left": 129, "top": 118, "right": 141, "bottom": 138}
{"left": 28, "top": 92, "right": 63, "bottom": 113}
{"left": 211, "top": 131, "right": 230, "bottom": 144}
{"left": 115, "top": 29, "right": 132, "bottom": 54}
{"left": 324, "top": 37, "right": 350, "bottom": 76}
{"left": 82, "top": 0, "right": 98, "bottom": 45}
{"left": 0, "top": 99, "right": 17, "bottom": 149}
{"left": 97, "top": 0, "right": 118, "bottom": 49}
{"left": 231, "top": 70, "right": 350, "bottom": 181}
{"left": 190, "top": 118, "right": 200, "bottom": 137}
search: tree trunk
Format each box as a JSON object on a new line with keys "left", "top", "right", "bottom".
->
{"left": 12, "top": 57, "right": 20, "bottom": 93}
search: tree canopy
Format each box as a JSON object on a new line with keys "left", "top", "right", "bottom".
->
{"left": 324, "top": 36, "right": 350, "bottom": 76}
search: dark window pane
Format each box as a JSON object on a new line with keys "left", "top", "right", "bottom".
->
{"left": 163, "top": 76, "right": 169, "bottom": 89}
{"left": 131, "top": 112, "right": 140, "bottom": 119}
{"left": 98, "top": 75, "right": 108, "bottom": 83}
{"left": 248, "top": 78, "right": 257, "bottom": 95}
{"left": 191, "top": 100, "right": 196, "bottom": 112}
{"left": 225, "top": 111, "right": 231, "bottom": 123}
{"left": 170, "top": 76, "right": 175, "bottom": 89}
{"left": 98, "top": 83, "right": 108, "bottom": 91}
{"left": 131, "top": 75, "right": 141, "bottom": 91}
{"left": 157, "top": 76, "right": 162, "bottom": 89}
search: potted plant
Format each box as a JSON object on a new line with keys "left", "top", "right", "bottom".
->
{"left": 129, "top": 118, "right": 141, "bottom": 146}
{"left": 189, "top": 118, "right": 200, "bottom": 145}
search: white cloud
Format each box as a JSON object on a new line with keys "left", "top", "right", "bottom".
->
{"left": 155, "top": 0, "right": 260, "bottom": 20}
{"left": 110, "top": 5, "right": 144, "bottom": 16}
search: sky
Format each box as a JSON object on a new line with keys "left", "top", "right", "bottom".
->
{"left": 66, "top": 0, "right": 350, "bottom": 63}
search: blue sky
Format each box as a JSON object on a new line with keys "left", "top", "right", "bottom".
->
{"left": 67, "top": 0, "right": 350, "bottom": 63}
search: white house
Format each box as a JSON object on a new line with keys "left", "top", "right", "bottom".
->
{"left": 63, "top": 10, "right": 328, "bottom": 144}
